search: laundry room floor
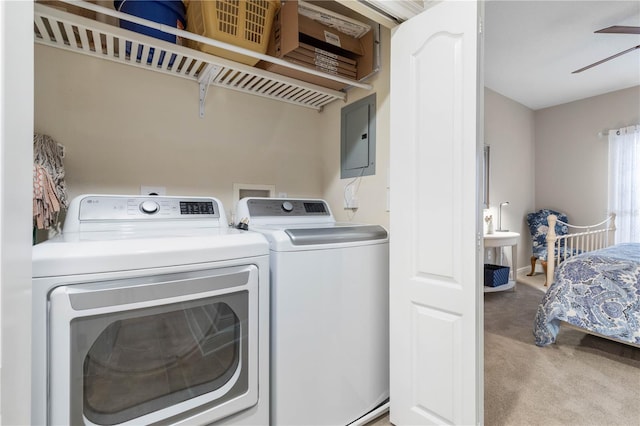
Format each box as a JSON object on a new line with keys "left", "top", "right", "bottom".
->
{"left": 365, "top": 413, "right": 391, "bottom": 426}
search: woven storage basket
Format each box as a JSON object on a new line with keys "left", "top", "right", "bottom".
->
{"left": 484, "top": 264, "right": 510, "bottom": 287}
{"left": 186, "top": 0, "right": 280, "bottom": 66}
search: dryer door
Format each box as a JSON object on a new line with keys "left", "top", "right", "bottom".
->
{"left": 47, "top": 265, "right": 258, "bottom": 425}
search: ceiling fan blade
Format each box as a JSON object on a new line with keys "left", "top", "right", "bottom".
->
{"left": 595, "top": 25, "right": 640, "bottom": 34}
{"left": 572, "top": 44, "right": 640, "bottom": 73}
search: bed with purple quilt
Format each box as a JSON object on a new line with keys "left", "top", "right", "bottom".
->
{"left": 534, "top": 243, "right": 640, "bottom": 347}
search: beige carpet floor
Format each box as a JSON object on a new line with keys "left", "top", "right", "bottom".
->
{"left": 485, "top": 272, "right": 640, "bottom": 425}
{"left": 515, "top": 270, "right": 549, "bottom": 293}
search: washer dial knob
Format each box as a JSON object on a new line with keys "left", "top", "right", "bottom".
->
{"left": 140, "top": 200, "right": 160, "bottom": 214}
{"left": 281, "top": 201, "right": 294, "bottom": 212}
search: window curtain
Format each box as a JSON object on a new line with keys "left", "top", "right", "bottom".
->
{"left": 608, "top": 125, "right": 640, "bottom": 243}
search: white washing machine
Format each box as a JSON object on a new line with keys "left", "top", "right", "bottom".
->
{"left": 236, "top": 197, "right": 389, "bottom": 426}
{"left": 32, "top": 194, "right": 270, "bottom": 426}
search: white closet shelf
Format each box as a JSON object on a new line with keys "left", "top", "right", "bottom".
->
{"left": 34, "top": 2, "right": 372, "bottom": 112}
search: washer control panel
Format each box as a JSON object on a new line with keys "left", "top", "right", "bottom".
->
{"left": 76, "top": 195, "right": 220, "bottom": 221}
{"left": 243, "top": 198, "right": 331, "bottom": 217}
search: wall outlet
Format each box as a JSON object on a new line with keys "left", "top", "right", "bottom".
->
{"left": 344, "top": 185, "right": 358, "bottom": 209}
{"left": 140, "top": 186, "right": 166, "bottom": 196}
{"left": 347, "top": 196, "right": 359, "bottom": 209}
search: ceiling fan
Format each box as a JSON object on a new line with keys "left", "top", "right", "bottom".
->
{"left": 572, "top": 25, "right": 640, "bottom": 73}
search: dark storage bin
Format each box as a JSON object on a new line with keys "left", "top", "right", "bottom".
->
{"left": 114, "top": 0, "right": 186, "bottom": 44}
{"left": 484, "top": 264, "right": 510, "bottom": 287}
{"left": 114, "top": 1, "right": 186, "bottom": 66}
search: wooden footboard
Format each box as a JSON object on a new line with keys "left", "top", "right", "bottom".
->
{"left": 545, "top": 214, "right": 616, "bottom": 286}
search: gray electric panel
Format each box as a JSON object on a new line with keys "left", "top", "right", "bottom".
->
{"left": 340, "top": 93, "right": 376, "bottom": 179}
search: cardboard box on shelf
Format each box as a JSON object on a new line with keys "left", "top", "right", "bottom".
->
{"left": 258, "top": 61, "right": 348, "bottom": 90}
{"left": 283, "top": 55, "right": 356, "bottom": 80}
{"left": 299, "top": 42, "right": 357, "bottom": 66}
{"left": 285, "top": 51, "right": 357, "bottom": 78}
{"left": 297, "top": 14, "right": 363, "bottom": 56}
{"left": 296, "top": 44, "right": 358, "bottom": 73}
{"left": 257, "top": 0, "right": 374, "bottom": 91}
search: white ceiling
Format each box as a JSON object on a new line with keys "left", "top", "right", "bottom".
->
{"left": 484, "top": 0, "right": 640, "bottom": 110}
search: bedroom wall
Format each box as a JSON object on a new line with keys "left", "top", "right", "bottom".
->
{"left": 484, "top": 88, "right": 536, "bottom": 273}
{"left": 534, "top": 85, "right": 640, "bottom": 226}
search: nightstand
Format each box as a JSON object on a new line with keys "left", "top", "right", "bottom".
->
{"left": 483, "top": 232, "right": 519, "bottom": 292}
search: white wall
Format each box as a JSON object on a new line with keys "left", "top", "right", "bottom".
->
{"left": 484, "top": 88, "right": 535, "bottom": 272}
{"left": 35, "top": 45, "right": 327, "bottom": 222}
{"left": 1, "top": 2, "right": 34, "bottom": 424}
{"left": 535, "top": 86, "right": 640, "bottom": 225}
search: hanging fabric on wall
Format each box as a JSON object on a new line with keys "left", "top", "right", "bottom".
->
{"left": 33, "top": 133, "right": 68, "bottom": 230}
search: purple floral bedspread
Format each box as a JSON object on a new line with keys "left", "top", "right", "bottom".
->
{"left": 534, "top": 243, "right": 640, "bottom": 346}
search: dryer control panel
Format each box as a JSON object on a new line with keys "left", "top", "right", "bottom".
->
{"left": 236, "top": 197, "right": 337, "bottom": 227}
{"left": 239, "top": 198, "right": 331, "bottom": 218}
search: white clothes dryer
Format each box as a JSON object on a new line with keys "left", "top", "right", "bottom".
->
{"left": 32, "top": 194, "right": 270, "bottom": 426}
{"left": 236, "top": 197, "right": 389, "bottom": 426}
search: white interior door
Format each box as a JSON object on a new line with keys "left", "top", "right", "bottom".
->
{"left": 389, "top": 1, "right": 483, "bottom": 425}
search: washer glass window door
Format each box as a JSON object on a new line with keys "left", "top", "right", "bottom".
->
{"left": 48, "top": 266, "right": 258, "bottom": 425}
